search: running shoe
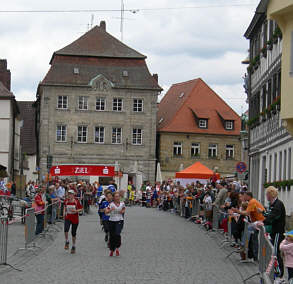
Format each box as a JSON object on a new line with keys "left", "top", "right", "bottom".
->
{"left": 109, "top": 251, "right": 114, "bottom": 257}
{"left": 64, "top": 241, "right": 69, "bottom": 250}
{"left": 71, "top": 246, "right": 76, "bottom": 254}
{"left": 115, "top": 249, "right": 120, "bottom": 256}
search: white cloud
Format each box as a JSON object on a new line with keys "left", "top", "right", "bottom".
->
{"left": 0, "top": 0, "right": 258, "bottom": 115}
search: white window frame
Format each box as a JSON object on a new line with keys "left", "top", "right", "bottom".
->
{"left": 173, "top": 142, "right": 182, "bottom": 156}
{"left": 133, "top": 99, "right": 143, "bottom": 112}
{"left": 225, "top": 121, "right": 233, "bottom": 130}
{"left": 77, "top": 126, "right": 88, "bottom": 143}
{"left": 199, "top": 119, "right": 207, "bottom": 129}
{"left": 191, "top": 143, "right": 200, "bottom": 157}
{"left": 208, "top": 144, "right": 217, "bottom": 158}
{"left": 226, "top": 145, "right": 234, "bottom": 159}
{"left": 57, "top": 96, "right": 68, "bottom": 109}
{"left": 113, "top": 98, "right": 123, "bottom": 112}
{"left": 96, "top": 97, "right": 106, "bottom": 111}
{"left": 78, "top": 96, "right": 88, "bottom": 110}
{"left": 112, "top": 128, "right": 122, "bottom": 144}
{"left": 56, "top": 125, "right": 67, "bottom": 142}
{"left": 132, "top": 128, "right": 142, "bottom": 145}
{"left": 94, "top": 126, "right": 105, "bottom": 144}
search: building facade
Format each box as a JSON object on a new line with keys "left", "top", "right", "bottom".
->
{"left": 0, "top": 59, "right": 21, "bottom": 180}
{"left": 244, "top": 0, "right": 293, "bottom": 216}
{"left": 18, "top": 101, "right": 38, "bottom": 182}
{"left": 36, "top": 22, "right": 161, "bottom": 189}
{"left": 157, "top": 78, "right": 241, "bottom": 180}
{"left": 267, "top": 0, "right": 293, "bottom": 136}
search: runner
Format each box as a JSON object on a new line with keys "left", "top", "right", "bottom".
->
{"left": 63, "top": 189, "right": 83, "bottom": 254}
{"left": 99, "top": 191, "right": 113, "bottom": 243}
{"left": 106, "top": 191, "right": 126, "bottom": 257}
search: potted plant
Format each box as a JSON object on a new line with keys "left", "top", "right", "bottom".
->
{"left": 261, "top": 45, "right": 267, "bottom": 58}
{"left": 267, "top": 40, "right": 273, "bottom": 50}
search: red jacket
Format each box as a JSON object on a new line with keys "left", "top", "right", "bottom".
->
{"left": 34, "top": 193, "right": 45, "bottom": 214}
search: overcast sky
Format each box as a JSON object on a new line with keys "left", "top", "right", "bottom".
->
{"left": 0, "top": 0, "right": 259, "bottom": 114}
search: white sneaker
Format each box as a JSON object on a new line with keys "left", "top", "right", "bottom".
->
{"left": 274, "top": 278, "right": 286, "bottom": 284}
{"left": 240, "top": 258, "right": 254, "bottom": 264}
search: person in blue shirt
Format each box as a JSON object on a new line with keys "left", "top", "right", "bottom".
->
{"left": 108, "top": 184, "right": 116, "bottom": 193}
{"left": 96, "top": 183, "right": 103, "bottom": 199}
{"left": 100, "top": 191, "right": 113, "bottom": 242}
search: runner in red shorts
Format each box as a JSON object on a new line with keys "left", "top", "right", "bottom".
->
{"left": 63, "top": 189, "right": 83, "bottom": 254}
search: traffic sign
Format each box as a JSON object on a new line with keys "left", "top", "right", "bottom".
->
{"left": 236, "top": 162, "right": 247, "bottom": 173}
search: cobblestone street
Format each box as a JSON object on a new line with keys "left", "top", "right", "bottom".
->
{"left": 2, "top": 207, "right": 259, "bottom": 284}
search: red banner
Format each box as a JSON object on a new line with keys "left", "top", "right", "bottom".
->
{"left": 50, "top": 165, "right": 115, "bottom": 177}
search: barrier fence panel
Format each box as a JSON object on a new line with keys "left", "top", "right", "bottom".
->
{"left": 0, "top": 217, "right": 8, "bottom": 265}
{"left": 192, "top": 199, "right": 200, "bottom": 216}
{"left": 258, "top": 226, "right": 274, "bottom": 283}
{"left": 25, "top": 208, "right": 35, "bottom": 248}
{"left": 227, "top": 216, "right": 232, "bottom": 240}
{"left": 212, "top": 206, "right": 219, "bottom": 230}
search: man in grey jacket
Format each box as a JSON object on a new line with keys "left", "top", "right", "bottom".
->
{"left": 214, "top": 182, "right": 228, "bottom": 208}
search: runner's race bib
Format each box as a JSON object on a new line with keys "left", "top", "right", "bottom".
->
{"left": 66, "top": 205, "right": 76, "bottom": 214}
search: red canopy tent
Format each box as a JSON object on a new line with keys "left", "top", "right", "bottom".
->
{"left": 175, "top": 162, "right": 220, "bottom": 180}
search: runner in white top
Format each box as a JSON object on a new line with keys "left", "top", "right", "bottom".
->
{"left": 105, "top": 192, "right": 125, "bottom": 257}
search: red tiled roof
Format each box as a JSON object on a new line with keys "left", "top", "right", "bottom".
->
{"left": 191, "top": 108, "right": 211, "bottom": 119}
{"left": 157, "top": 78, "right": 240, "bottom": 136}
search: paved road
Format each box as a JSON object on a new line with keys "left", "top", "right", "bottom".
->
{"left": 2, "top": 207, "right": 256, "bottom": 284}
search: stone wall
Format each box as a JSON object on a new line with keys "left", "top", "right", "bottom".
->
{"left": 38, "top": 84, "right": 158, "bottom": 183}
{"left": 159, "top": 132, "right": 241, "bottom": 178}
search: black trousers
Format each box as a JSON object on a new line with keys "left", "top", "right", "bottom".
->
{"left": 108, "top": 220, "right": 124, "bottom": 251}
{"left": 102, "top": 220, "right": 109, "bottom": 234}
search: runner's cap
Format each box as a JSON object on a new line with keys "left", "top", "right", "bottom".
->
{"left": 68, "top": 190, "right": 75, "bottom": 194}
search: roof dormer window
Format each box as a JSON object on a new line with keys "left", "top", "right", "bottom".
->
{"left": 159, "top": 118, "right": 164, "bottom": 124}
{"left": 199, "top": 119, "right": 207, "bottom": 129}
{"left": 179, "top": 92, "right": 185, "bottom": 98}
{"left": 225, "top": 120, "right": 234, "bottom": 130}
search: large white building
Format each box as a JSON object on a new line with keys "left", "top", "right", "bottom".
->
{"left": 0, "top": 59, "right": 21, "bottom": 180}
{"left": 244, "top": 0, "right": 293, "bottom": 216}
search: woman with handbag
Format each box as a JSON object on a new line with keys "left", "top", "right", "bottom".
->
{"left": 34, "top": 186, "right": 46, "bottom": 235}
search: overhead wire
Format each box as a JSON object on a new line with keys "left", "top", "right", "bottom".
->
{"left": 0, "top": 2, "right": 258, "bottom": 14}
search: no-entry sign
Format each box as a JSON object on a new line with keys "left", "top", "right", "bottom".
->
{"left": 236, "top": 162, "right": 247, "bottom": 173}
{"left": 50, "top": 165, "right": 115, "bottom": 177}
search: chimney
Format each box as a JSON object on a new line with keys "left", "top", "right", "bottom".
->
{"left": 0, "top": 59, "right": 11, "bottom": 91}
{"left": 153, "top": 73, "right": 158, "bottom": 83}
{"left": 100, "top": 21, "right": 106, "bottom": 31}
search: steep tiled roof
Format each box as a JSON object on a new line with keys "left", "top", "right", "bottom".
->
{"left": 53, "top": 25, "right": 146, "bottom": 60}
{"left": 0, "top": 81, "right": 13, "bottom": 98}
{"left": 42, "top": 23, "right": 161, "bottom": 91}
{"left": 42, "top": 56, "right": 161, "bottom": 90}
{"left": 18, "top": 101, "right": 36, "bottom": 155}
{"left": 157, "top": 78, "right": 240, "bottom": 136}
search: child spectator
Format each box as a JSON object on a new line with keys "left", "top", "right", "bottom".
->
{"left": 280, "top": 230, "right": 293, "bottom": 283}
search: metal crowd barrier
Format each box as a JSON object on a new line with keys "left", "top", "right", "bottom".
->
{"left": 192, "top": 199, "right": 200, "bottom": 217}
{"left": 212, "top": 206, "right": 220, "bottom": 231}
{"left": 0, "top": 217, "right": 8, "bottom": 265}
{"left": 24, "top": 208, "right": 36, "bottom": 249}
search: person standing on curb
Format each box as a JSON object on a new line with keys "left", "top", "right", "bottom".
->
{"left": 263, "top": 186, "right": 286, "bottom": 283}
{"left": 106, "top": 192, "right": 125, "bottom": 257}
{"left": 64, "top": 189, "right": 83, "bottom": 254}
{"left": 34, "top": 186, "right": 46, "bottom": 235}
